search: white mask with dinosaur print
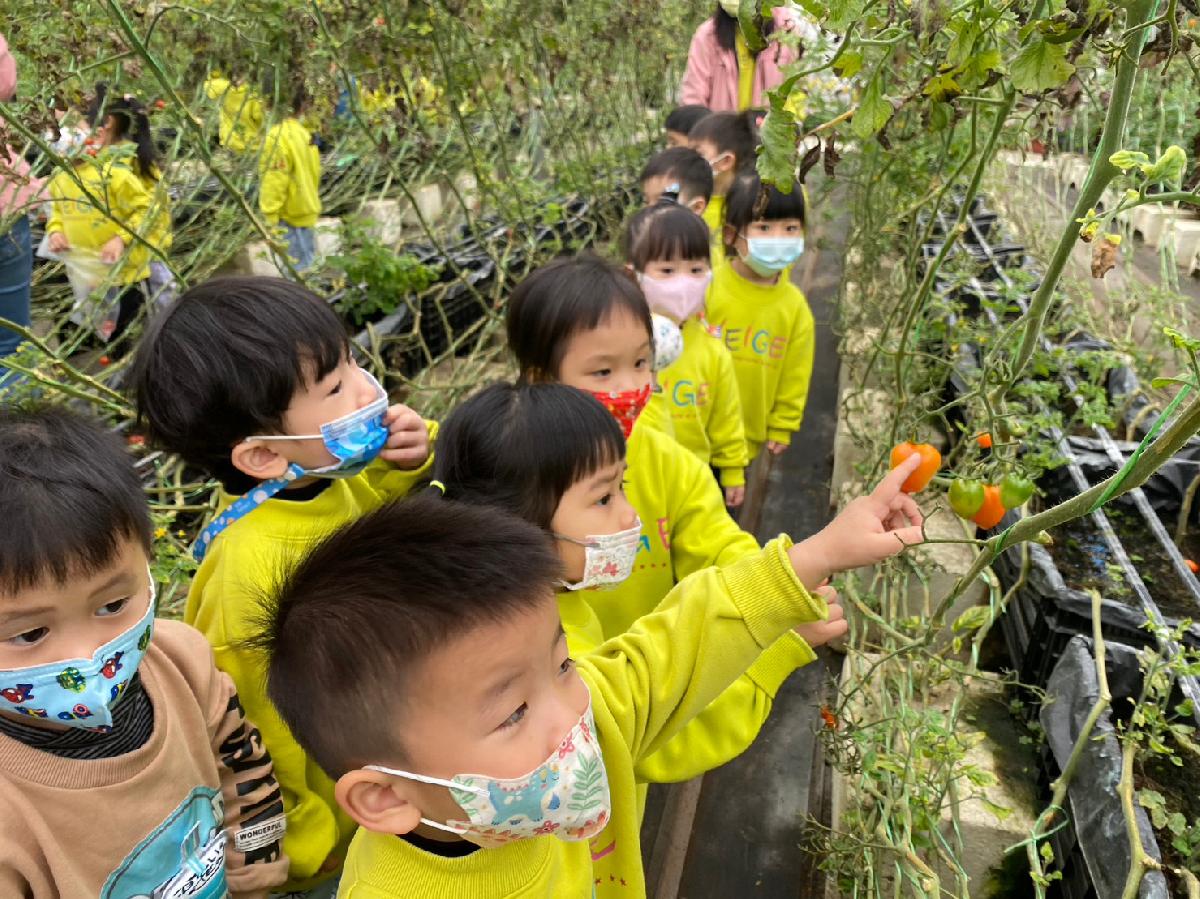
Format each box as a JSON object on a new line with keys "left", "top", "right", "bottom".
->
{"left": 366, "top": 693, "right": 611, "bottom": 849}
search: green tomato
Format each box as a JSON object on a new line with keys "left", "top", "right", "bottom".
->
{"left": 1000, "top": 474, "right": 1036, "bottom": 510}
{"left": 948, "top": 479, "right": 985, "bottom": 519}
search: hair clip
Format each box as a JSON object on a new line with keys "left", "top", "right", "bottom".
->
{"left": 429, "top": 479, "right": 446, "bottom": 495}
{"left": 660, "top": 183, "right": 681, "bottom": 205}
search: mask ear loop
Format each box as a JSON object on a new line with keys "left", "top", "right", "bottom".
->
{"left": 362, "top": 763, "right": 488, "bottom": 835}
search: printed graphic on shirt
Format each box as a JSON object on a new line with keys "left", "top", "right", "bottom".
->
{"left": 101, "top": 786, "right": 228, "bottom": 899}
{"left": 717, "top": 323, "right": 789, "bottom": 360}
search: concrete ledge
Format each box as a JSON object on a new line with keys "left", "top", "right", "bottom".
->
{"left": 1131, "top": 204, "right": 1177, "bottom": 249}
{"left": 360, "top": 199, "right": 403, "bottom": 247}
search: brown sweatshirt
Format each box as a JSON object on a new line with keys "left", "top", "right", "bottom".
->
{"left": 0, "top": 619, "right": 289, "bottom": 897}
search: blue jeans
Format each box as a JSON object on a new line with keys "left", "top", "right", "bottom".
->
{"left": 283, "top": 224, "right": 316, "bottom": 273}
{"left": 0, "top": 215, "right": 33, "bottom": 377}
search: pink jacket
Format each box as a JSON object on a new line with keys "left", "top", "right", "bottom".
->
{"left": 0, "top": 33, "right": 44, "bottom": 218}
{"left": 680, "top": 10, "right": 800, "bottom": 112}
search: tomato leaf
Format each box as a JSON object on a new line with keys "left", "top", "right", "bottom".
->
{"left": 852, "top": 73, "right": 891, "bottom": 140}
{"left": 1010, "top": 39, "right": 1075, "bottom": 93}
{"left": 756, "top": 93, "right": 799, "bottom": 190}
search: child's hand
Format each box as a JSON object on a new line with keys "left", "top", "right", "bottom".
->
{"left": 724, "top": 485, "right": 745, "bottom": 507}
{"left": 766, "top": 440, "right": 789, "bottom": 456}
{"left": 788, "top": 454, "right": 925, "bottom": 588}
{"left": 380, "top": 404, "right": 430, "bottom": 469}
{"left": 99, "top": 234, "right": 125, "bottom": 264}
{"left": 794, "top": 584, "right": 847, "bottom": 647}
{"left": 47, "top": 231, "right": 70, "bottom": 253}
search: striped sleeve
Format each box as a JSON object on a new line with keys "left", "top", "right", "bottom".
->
{"left": 208, "top": 672, "right": 291, "bottom": 893}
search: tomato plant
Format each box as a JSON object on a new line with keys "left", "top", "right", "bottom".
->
{"left": 948, "top": 479, "right": 985, "bottom": 519}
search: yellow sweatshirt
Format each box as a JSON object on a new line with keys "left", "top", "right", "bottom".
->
{"left": 335, "top": 536, "right": 826, "bottom": 899}
{"left": 139, "top": 167, "right": 173, "bottom": 257}
{"left": 578, "top": 420, "right": 812, "bottom": 785}
{"left": 186, "top": 445, "right": 436, "bottom": 892}
{"left": 702, "top": 194, "right": 726, "bottom": 266}
{"left": 203, "top": 76, "right": 264, "bottom": 153}
{"left": 259, "top": 117, "right": 322, "bottom": 228}
{"left": 706, "top": 261, "right": 815, "bottom": 456}
{"left": 45, "top": 148, "right": 153, "bottom": 285}
{"left": 643, "top": 317, "right": 748, "bottom": 488}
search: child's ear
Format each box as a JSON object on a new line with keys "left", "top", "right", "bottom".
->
{"left": 336, "top": 769, "right": 423, "bottom": 835}
{"left": 230, "top": 440, "right": 291, "bottom": 481}
{"left": 723, "top": 223, "right": 739, "bottom": 248}
{"left": 689, "top": 197, "right": 708, "bottom": 217}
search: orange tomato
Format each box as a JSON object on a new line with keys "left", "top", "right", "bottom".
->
{"left": 1187, "top": 559, "right": 1199, "bottom": 574}
{"left": 890, "top": 442, "right": 942, "bottom": 493}
{"left": 973, "top": 485, "right": 1006, "bottom": 529}
{"left": 976, "top": 432, "right": 993, "bottom": 449}
{"left": 819, "top": 705, "right": 838, "bottom": 730}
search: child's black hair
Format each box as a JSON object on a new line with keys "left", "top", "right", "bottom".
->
{"left": 0, "top": 405, "right": 152, "bottom": 595}
{"left": 687, "top": 111, "right": 758, "bottom": 172}
{"left": 664, "top": 104, "right": 711, "bottom": 136}
{"left": 260, "top": 65, "right": 309, "bottom": 114}
{"left": 87, "top": 84, "right": 158, "bottom": 179}
{"left": 131, "top": 276, "right": 349, "bottom": 492}
{"left": 712, "top": 4, "right": 778, "bottom": 53}
{"left": 623, "top": 202, "right": 711, "bottom": 272}
{"left": 506, "top": 253, "right": 653, "bottom": 381}
{"left": 724, "top": 171, "right": 807, "bottom": 234}
{"left": 255, "top": 493, "right": 563, "bottom": 777}
{"left": 639, "top": 147, "right": 714, "bottom": 205}
{"left": 433, "top": 381, "right": 625, "bottom": 531}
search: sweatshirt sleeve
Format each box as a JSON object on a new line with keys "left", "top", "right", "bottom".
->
{"left": 707, "top": 342, "right": 749, "bottom": 488}
{"left": 258, "top": 126, "right": 290, "bottom": 226}
{"left": 109, "top": 165, "right": 152, "bottom": 246}
{"left": 765, "top": 293, "right": 815, "bottom": 446}
{"left": 44, "top": 173, "right": 66, "bottom": 235}
{"left": 680, "top": 25, "right": 714, "bottom": 107}
{"left": 633, "top": 629, "right": 814, "bottom": 783}
{"left": 666, "top": 435, "right": 760, "bottom": 577}
{"left": 578, "top": 536, "right": 827, "bottom": 765}
{"left": 199, "top": 643, "right": 291, "bottom": 894}
{"left": 0, "top": 34, "right": 16, "bottom": 103}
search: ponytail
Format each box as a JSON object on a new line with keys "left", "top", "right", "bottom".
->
{"left": 88, "top": 84, "right": 159, "bottom": 179}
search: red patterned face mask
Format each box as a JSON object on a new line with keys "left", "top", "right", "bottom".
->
{"left": 586, "top": 383, "right": 651, "bottom": 440}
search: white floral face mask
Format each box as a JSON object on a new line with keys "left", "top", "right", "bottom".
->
{"left": 366, "top": 695, "right": 611, "bottom": 849}
{"left": 554, "top": 519, "right": 642, "bottom": 591}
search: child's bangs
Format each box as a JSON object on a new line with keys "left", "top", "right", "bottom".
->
{"left": 760, "top": 183, "right": 807, "bottom": 224}
{"left": 636, "top": 211, "right": 710, "bottom": 270}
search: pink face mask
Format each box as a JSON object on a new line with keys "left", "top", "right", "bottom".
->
{"left": 637, "top": 271, "right": 712, "bottom": 323}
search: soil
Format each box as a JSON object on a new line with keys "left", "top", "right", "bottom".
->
{"left": 1135, "top": 754, "right": 1200, "bottom": 882}
{"left": 1044, "top": 505, "right": 1200, "bottom": 622}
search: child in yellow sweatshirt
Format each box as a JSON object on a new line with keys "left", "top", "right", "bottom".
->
{"left": 258, "top": 74, "right": 321, "bottom": 272}
{"left": 431, "top": 381, "right": 845, "bottom": 848}
{"left": 253, "top": 458, "right": 924, "bottom": 898}
{"left": 132, "top": 276, "right": 435, "bottom": 895}
{"left": 46, "top": 92, "right": 163, "bottom": 344}
{"left": 504, "top": 255, "right": 819, "bottom": 786}
{"left": 624, "top": 198, "right": 748, "bottom": 506}
{"left": 687, "top": 110, "right": 757, "bottom": 265}
{"left": 202, "top": 72, "right": 264, "bottom": 153}
{"left": 707, "top": 171, "right": 814, "bottom": 461}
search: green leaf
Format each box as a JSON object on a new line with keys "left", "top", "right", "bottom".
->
{"left": 852, "top": 73, "right": 891, "bottom": 140}
{"left": 1168, "top": 812, "right": 1189, "bottom": 835}
{"left": 953, "top": 605, "right": 993, "bottom": 633}
{"left": 923, "top": 73, "right": 962, "bottom": 103}
{"left": 982, "top": 799, "right": 1013, "bottom": 822}
{"left": 1010, "top": 39, "right": 1075, "bottom": 93}
{"left": 961, "top": 48, "right": 1003, "bottom": 89}
{"left": 756, "top": 94, "right": 798, "bottom": 190}
{"left": 834, "top": 50, "right": 864, "bottom": 79}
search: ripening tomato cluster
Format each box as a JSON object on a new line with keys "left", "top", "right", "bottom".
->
{"left": 889, "top": 441, "right": 1036, "bottom": 530}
